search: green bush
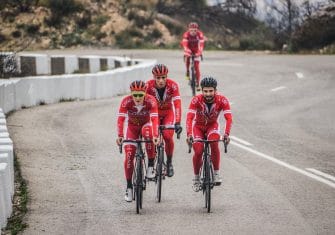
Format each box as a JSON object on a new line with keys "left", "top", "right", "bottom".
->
{"left": 150, "top": 28, "right": 162, "bottom": 39}
{"left": 238, "top": 24, "right": 275, "bottom": 50}
{"left": 25, "top": 24, "right": 40, "bottom": 35}
{"left": 160, "top": 19, "right": 183, "bottom": 36}
{"left": 45, "top": 0, "right": 84, "bottom": 27}
{"left": 95, "top": 32, "right": 107, "bottom": 40}
{"left": 48, "top": 0, "right": 83, "bottom": 16}
{"left": 0, "top": 33, "right": 6, "bottom": 42}
{"left": 12, "top": 30, "right": 22, "bottom": 38}
{"left": 127, "top": 10, "right": 153, "bottom": 28}
{"left": 94, "top": 15, "right": 109, "bottom": 26}
{"left": 115, "top": 28, "right": 144, "bottom": 48}
{"left": 76, "top": 11, "right": 91, "bottom": 29}
{"left": 60, "top": 32, "right": 83, "bottom": 47}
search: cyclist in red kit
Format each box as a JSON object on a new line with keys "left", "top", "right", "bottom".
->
{"left": 181, "top": 22, "right": 205, "bottom": 91}
{"left": 146, "top": 64, "right": 182, "bottom": 177}
{"left": 116, "top": 80, "right": 159, "bottom": 202}
{"left": 186, "top": 77, "right": 232, "bottom": 188}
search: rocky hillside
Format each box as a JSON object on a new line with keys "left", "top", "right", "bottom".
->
{"left": 0, "top": 0, "right": 334, "bottom": 52}
{"left": 0, "top": 0, "right": 267, "bottom": 51}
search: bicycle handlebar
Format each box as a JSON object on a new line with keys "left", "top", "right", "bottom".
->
{"left": 119, "top": 139, "right": 153, "bottom": 154}
{"left": 187, "top": 138, "right": 229, "bottom": 154}
{"left": 159, "top": 125, "right": 182, "bottom": 140}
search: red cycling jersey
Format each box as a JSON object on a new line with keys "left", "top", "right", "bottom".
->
{"left": 146, "top": 79, "right": 181, "bottom": 123}
{"left": 186, "top": 93, "right": 232, "bottom": 137}
{"left": 117, "top": 94, "right": 159, "bottom": 138}
{"left": 181, "top": 30, "right": 205, "bottom": 55}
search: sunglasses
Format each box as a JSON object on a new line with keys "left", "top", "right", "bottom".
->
{"left": 132, "top": 93, "right": 144, "bottom": 98}
{"left": 155, "top": 76, "right": 167, "bottom": 79}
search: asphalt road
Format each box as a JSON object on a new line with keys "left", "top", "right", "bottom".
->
{"left": 7, "top": 50, "right": 335, "bottom": 234}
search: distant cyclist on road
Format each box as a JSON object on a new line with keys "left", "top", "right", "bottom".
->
{"left": 180, "top": 22, "right": 205, "bottom": 91}
{"left": 146, "top": 64, "right": 182, "bottom": 177}
{"left": 186, "top": 76, "right": 232, "bottom": 188}
{"left": 116, "top": 80, "right": 159, "bottom": 202}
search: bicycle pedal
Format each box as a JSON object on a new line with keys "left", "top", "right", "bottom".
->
{"left": 214, "top": 182, "right": 222, "bottom": 186}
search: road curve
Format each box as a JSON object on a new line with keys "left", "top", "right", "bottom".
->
{"left": 8, "top": 50, "right": 335, "bottom": 234}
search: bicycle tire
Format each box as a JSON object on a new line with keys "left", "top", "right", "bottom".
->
{"left": 205, "top": 156, "right": 211, "bottom": 213}
{"left": 156, "top": 145, "right": 164, "bottom": 202}
{"left": 135, "top": 156, "right": 142, "bottom": 214}
{"left": 191, "top": 63, "right": 196, "bottom": 96}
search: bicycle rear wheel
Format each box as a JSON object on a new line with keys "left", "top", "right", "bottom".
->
{"left": 156, "top": 145, "right": 164, "bottom": 202}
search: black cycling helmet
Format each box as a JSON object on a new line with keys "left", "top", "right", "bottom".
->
{"left": 200, "top": 76, "right": 217, "bottom": 89}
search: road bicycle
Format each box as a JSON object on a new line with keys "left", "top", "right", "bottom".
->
{"left": 120, "top": 138, "right": 152, "bottom": 214}
{"left": 189, "top": 54, "right": 197, "bottom": 97}
{"left": 155, "top": 125, "right": 181, "bottom": 202}
{"left": 188, "top": 137, "right": 228, "bottom": 213}
{"left": 186, "top": 53, "right": 203, "bottom": 97}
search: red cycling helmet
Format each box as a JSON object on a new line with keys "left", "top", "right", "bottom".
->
{"left": 130, "top": 80, "right": 146, "bottom": 92}
{"left": 188, "top": 22, "right": 199, "bottom": 29}
{"left": 152, "top": 64, "right": 168, "bottom": 77}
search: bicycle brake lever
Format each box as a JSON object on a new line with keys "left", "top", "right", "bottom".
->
{"left": 223, "top": 140, "right": 228, "bottom": 153}
{"left": 119, "top": 144, "right": 123, "bottom": 154}
{"left": 188, "top": 142, "right": 192, "bottom": 153}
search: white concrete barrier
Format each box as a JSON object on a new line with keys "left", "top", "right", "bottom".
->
{"left": 105, "top": 56, "right": 116, "bottom": 70}
{"left": 0, "top": 138, "right": 12, "bottom": 145}
{"left": 0, "top": 163, "right": 7, "bottom": 228}
{"left": 78, "top": 55, "right": 101, "bottom": 73}
{"left": 0, "top": 133, "right": 9, "bottom": 138}
{"left": 19, "top": 54, "right": 50, "bottom": 76}
{"left": 0, "top": 59, "right": 155, "bottom": 114}
{"left": 0, "top": 125, "right": 7, "bottom": 133}
{"left": 0, "top": 162, "right": 11, "bottom": 218}
{"left": 0, "top": 153, "right": 13, "bottom": 196}
{"left": 0, "top": 119, "right": 6, "bottom": 125}
{"left": 0, "top": 146, "right": 13, "bottom": 196}
{"left": 0, "top": 161, "right": 12, "bottom": 228}
{"left": 50, "top": 55, "right": 79, "bottom": 75}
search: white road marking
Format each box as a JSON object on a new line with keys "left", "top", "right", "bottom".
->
{"left": 205, "top": 62, "right": 243, "bottom": 67}
{"left": 306, "top": 168, "right": 335, "bottom": 182}
{"left": 271, "top": 86, "right": 286, "bottom": 92}
{"left": 230, "top": 136, "right": 252, "bottom": 146}
{"left": 296, "top": 72, "right": 304, "bottom": 79}
{"left": 230, "top": 141, "right": 335, "bottom": 189}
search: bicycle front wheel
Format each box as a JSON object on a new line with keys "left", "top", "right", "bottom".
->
{"left": 156, "top": 145, "right": 164, "bottom": 202}
{"left": 204, "top": 157, "right": 211, "bottom": 213}
{"left": 135, "top": 157, "right": 143, "bottom": 214}
{"left": 191, "top": 65, "right": 196, "bottom": 96}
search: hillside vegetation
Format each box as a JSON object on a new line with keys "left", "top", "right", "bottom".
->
{"left": 0, "top": 0, "right": 334, "bottom": 53}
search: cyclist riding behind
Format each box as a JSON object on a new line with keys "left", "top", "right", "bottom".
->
{"left": 146, "top": 64, "right": 182, "bottom": 177}
{"left": 116, "top": 80, "right": 159, "bottom": 202}
{"left": 186, "top": 76, "right": 232, "bottom": 188}
{"left": 181, "top": 22, "right": 205, "bottom": 92}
